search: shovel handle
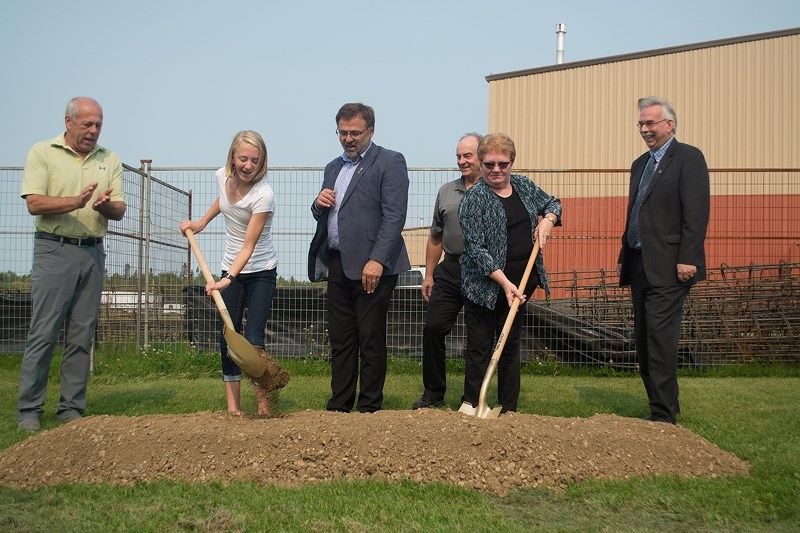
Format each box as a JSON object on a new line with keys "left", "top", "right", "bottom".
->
{"left": 476, "top": 239, "right": 541, "bottom": 408}
{"left": 184, "top": 229, "right": 235, "bottom": 332}
{"left": 184, "top": 229, "right": 268, "bottom": 378}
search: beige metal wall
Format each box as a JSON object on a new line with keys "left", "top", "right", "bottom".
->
{"left": 402, "top": 226, "right": 430, "bottom": 266}
{"left": 487, "top": 31, "right": 799, "bottom": 197}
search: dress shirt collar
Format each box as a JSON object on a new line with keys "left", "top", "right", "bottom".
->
{"left": 650, "top": 137, "right": 674, "bottom": 161}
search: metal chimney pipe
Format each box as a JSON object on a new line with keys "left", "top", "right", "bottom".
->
{"left": 555, "top": 23, "right": 567, "bottom": 64}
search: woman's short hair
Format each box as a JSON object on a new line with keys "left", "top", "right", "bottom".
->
{"left": 477, "top": 133, "right": 516, "bottom": 163}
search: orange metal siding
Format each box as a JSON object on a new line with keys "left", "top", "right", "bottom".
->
{"left": 538, "top": 193, "right": 800, "bottom": 300}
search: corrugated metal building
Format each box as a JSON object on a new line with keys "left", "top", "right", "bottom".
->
{"left": 485, "top": 28, "right": 800, "bottom": 296}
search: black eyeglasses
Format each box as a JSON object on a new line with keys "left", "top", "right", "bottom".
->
{"left": 336, "top": 128, "right": 369, "bottom": 138}
{"left": 483, "top": 161, "right": 511, "bottom": 170}
{"left": 636, "top": 119, "right": 668, "bottom": 129}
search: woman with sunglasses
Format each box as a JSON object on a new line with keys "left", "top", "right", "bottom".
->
{"left": 458, "top": 133, "right": 562, "bottom": 413}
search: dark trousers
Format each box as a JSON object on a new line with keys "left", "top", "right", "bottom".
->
{"left": 421, "top": 260, "right": 463, "bottom": 399}
{"left": 325, "top": 251, "right": 398, "bottom": 413}
{"left": 626, "top": 248, "right": 690, "bottom": 421}
{"left": 462, "top": 296, "right": 526, "bottom": 413}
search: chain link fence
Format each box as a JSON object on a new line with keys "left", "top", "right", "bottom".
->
{"left": 1, "top": 164, "right": 798, "bottom": 366}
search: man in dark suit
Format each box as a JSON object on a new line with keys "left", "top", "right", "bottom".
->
{"left": 617, "top": 96, "right": 710, "bottom": 425}
{"left": 309, "top": 102, "right": 410, "bottom": 413}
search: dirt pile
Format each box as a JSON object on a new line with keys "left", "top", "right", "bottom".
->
{"left": 0, "top": 410, "right": 748, "bottom": 495}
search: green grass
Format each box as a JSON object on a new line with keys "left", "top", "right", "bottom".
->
{"left": 1, "top": 349, "right": 798, "bottom": 532}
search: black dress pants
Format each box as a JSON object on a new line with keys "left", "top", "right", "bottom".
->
{"left": 462, "top": 296, "right": 526, "bottom": 413}
{"left": 626, "top": 247, "right": 690, "bottom": 422}
{"left": 421, "top": 260, "right": 463, "bottom": 399}
{"left": 325, "top": 251, "right": 398, "bottom": 413}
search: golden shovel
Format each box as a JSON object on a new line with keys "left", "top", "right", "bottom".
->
{"left": 459, "top": 240, "right": 540, "bottom": 419}
{"left": 185, "top": 229, "right": 267, "bottom": 378}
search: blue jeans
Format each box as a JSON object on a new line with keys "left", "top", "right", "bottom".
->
{"left": 219, "top": 268, "right": 277, "bottom": 381}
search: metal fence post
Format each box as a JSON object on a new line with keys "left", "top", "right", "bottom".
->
{"left": 140, "top": 160, "right": 153, "bottom": 351}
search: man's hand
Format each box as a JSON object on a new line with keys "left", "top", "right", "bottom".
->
{"left": 92, "top": 187, "right": 113, "bottom": 210}
{"left": 79, "top": 182, "right": 99, "bottom": 209}
{"left": 25, "top": 182, "right": 100, "bottom": 216}
{"left": 315, "top": 188, "right": 336, "bottom": 209}
{"left": 90, "top": 186, "right": 125, "bottom": 220}
{"left": 677, "top": 263, "right": 697, "bottom": 283}
{"left": 362, "top": 259, "right": 384, "bottom": 294}
{"left": 421, "top": 274, "right": 434, "bottom": 302}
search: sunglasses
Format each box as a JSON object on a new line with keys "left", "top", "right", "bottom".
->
{"left": 483, "top": 161, "right": 511, "bottom": 170}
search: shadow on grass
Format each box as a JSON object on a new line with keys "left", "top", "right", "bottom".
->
{"left": 575, "top": 386, "right": 644, "bottom": 418}
{"left": 91, "top": 384, "right": 178, "bottom": 415}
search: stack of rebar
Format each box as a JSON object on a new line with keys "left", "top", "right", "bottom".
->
{"left": 553, "top": 262, "right": 800, "bottom": 367}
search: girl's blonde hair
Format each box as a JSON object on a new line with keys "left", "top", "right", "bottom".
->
{"left": 225, "top": 130, "right": 268, "bottom": 183}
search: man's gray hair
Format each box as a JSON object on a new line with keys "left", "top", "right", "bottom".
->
{"left": 460, "top": 132, "right": 484, "bottom": 144}
{"left": 65, "top": 97, "right": 101, "bottom": 120}
{"left": 638, "top": 96, "right": 677, "bottom": 132}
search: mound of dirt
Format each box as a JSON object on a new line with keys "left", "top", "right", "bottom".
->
{"left": 0, "top": 410, "right": 748, "bottom": 495}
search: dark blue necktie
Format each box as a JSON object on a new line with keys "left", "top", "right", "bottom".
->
{"left": 626, "top": 155, "right": 657, "bottom": 249}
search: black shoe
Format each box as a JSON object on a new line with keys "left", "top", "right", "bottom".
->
{"left": 412, "top": 394, "right": 445, "bottom": 410}
{"left": 643, "top": 413, "right": 675, "bottom": 424}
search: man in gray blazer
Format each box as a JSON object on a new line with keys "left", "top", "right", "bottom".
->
{"left": 617, "top": 96, "right": 710, "bottom": 425}
{"left": 309, "top": 102, "right": 410, "bottom": 413}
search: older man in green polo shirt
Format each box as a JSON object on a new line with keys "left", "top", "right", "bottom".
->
{"left": 16, "top": 96, "right": 126, "bottom": 432}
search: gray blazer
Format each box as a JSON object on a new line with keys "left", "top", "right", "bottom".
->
{"left": 308, "top": 144, "right": 411, "bottom": 281}
{"left": 618, "top": 139, "right": 710, "bottom": 287}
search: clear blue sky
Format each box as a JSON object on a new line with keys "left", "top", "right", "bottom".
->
{"left": 1, "top": 0, "right": 797, "bottom": 168}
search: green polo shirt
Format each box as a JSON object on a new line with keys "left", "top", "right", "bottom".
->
{"left": 21, "top": 133, "right": 124, "bottom": 238}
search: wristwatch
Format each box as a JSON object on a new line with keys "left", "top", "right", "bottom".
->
{"left": 544, "top": 214, "right": 557, "bottom": 224}
{"left": 225, "top": 273, "right": 236, "bottom": 282}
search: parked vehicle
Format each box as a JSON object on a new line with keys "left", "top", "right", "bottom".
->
{"left": 396, "top": 266, "right": 426, "bottom": 288}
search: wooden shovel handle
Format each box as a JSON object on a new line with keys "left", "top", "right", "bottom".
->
{"left": 184, "top": 229, "right": 235, "bottom": 331}
{"left": 476, "top": 239, "right": 541, "bottom": 406}
{"left": 492, "top": 239, "right": 540, "bottom": 364}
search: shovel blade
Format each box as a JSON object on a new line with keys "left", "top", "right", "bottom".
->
{"left": 458, "top": 401, "right": 502, "bottom": 419}
{"left": 223, "top": 325, "right": 267, "bottom": 378}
